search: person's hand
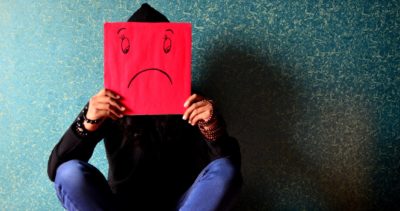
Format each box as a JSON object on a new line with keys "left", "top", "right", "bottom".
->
{"left": 84, "top": 89, "right": 125, "bottom": 131}
{"left": 182, "top": 94, "right": 213, "bottom": 126}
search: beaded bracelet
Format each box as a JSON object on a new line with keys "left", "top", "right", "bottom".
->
{"left": 74, "top": 115, "right": 90, "bottom": 137}
{"left": 197, "top": 99, "right": 226, "bottom": 141}
{"left": 199, "top": 125, "right": 225, "bottom": 141}
{"left": 73, "top": 105, "right": 92, "bottom": 138}
{"left": 81, "top": 105, "right": 103, "bottom": 124}
{"left": 83, "top": 113, "right": 103, "bottom": 124}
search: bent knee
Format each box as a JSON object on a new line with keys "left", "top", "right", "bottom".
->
{"left": 208, "top": 157, "right": 242, "bottom": 185}
{"left": 55, "top": 160, "right": 88, "bottom": 186}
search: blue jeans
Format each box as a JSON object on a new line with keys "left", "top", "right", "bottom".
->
{"left": 54, "top": 157, "right": 241, "bottom": 211}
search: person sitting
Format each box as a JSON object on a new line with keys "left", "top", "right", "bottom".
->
{"left": 47, "top": 3, "right": 242, "bottom": 211}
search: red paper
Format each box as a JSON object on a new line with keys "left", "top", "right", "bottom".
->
{"left": 104, "top": 22, "right": 191, "bottom": 115}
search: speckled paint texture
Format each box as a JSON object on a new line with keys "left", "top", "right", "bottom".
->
{"left": 0, "top": 0, "right": 399, "bottom": 210}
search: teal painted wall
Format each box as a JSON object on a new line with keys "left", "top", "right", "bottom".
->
{"left": 0, "top": 0, "right": 399, "bottom": 210}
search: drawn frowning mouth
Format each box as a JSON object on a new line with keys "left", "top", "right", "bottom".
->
{"left": 127, "top": 68, "right": 173, "bottom": 88}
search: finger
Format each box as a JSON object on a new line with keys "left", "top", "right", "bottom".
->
{"left": 89, "top": 99, "right": 124, "bottom": 121}
{"left": 96, "top": 88, "right": 111, "bottom": 99}
{"left": 183, "top": 100, "right": 207, "bottom": 121}
{"left": 183, "top": 94, "right": 197, "bottom": 108}
{"left": 189, "top": 100, "right": 213, "bottom": 124}
{"left": 183, "top": 100, "right": 207, "bottom": 120}
{"left": 183, "top": 94, "right": 203, "bottom": 108}
{"left": 94, "top": 109, "right": 120, "bottom": 120}
{"left": 190, "top": 110, "right": 209, "bottom": 126}
{"left": 188, "top": 105, "right": 208, "bottom": 124}
{"left": 107, "top": 98, "right": 125, "bottom": 112}
{"left": 94, "top": 96, "right": 125, "bottom": 112}
{"left": 97, "top": 103, "right": 124, "bottom": 119}
{"left": 104, "top": 89, "right": 121, "bottom": 100}
{"left": 96, "top": 102, "right": 123, "bottom": 113}
{"left": 107, "top": 110, "right": 123, "bottom": 120}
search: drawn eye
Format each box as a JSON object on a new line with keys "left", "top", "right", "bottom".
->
{"left": 120, "top": 35, "right": 130, "bottom": 54}
{"left": 163, "top": 35, "right": 172, "bottom": 54}
{"left": 163, "top": 29, "right": 174, "bottom": 54}
{"left": 118, "top": 28, "right": 130, "bottom": 54}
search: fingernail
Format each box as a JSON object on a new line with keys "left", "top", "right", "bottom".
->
{"left": 117, "top": 95, "right": 120, "bottom": 99}
{"left": 182, "top": 116, "right": 186, "bottom": 120}
{"left": 121, "top": 107, "right": 125, "bottom": 111}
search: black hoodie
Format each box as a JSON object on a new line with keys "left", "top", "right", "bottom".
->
{"left": 47, "top": 3, "right": 240, "bottom": 210}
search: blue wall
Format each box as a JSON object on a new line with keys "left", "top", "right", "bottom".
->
{"left": 0, "top": 0, "right": 399, "bottom": 210}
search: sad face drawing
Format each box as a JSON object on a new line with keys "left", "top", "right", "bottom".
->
{"left": 104, "top": 22, "right": 192, "bottom": 115}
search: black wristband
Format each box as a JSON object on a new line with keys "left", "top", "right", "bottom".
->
{"left": 82, "top": 105, "right": 102, "bottom": 124}
{"left": 83, "top": 114, "right": 102, "bottom": 124}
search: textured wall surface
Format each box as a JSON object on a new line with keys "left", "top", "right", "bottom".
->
{"left": 0, "top": 0, "right": 399, "bottom": 210}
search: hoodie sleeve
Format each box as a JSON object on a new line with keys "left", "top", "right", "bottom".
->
{"left": 199, "top": 115, "right": 241, "bottom": 167}
{"left": 47, "top": 104, "right": 106, "bottom": 181}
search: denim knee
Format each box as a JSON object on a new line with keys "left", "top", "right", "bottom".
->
{"left": 55, "top": 160, "right": 88, "bottom": 188}
{"left": 206, "top": 157, "right": 242, "bottom": 185}
{"left": 54, "top": 160, "right": 114, "bottom": 211}
{"left": 177, "top": 157, "right": 242, "bottom": 211}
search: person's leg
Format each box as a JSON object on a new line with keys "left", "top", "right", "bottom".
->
{"left": 54, "top": 160, "right": 115, "bottom": 211}
{"left": 177, "top": 157, "right": 242, "bottom": 211}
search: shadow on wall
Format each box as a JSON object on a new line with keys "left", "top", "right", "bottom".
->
{"left": 198, "top": 40, "right": 377, "bottom": 210}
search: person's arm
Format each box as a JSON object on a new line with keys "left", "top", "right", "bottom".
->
{"left": 182, "top": 94, "right": 241, "bottom": 164}
{"left": 47, "top": 89, "right": 125, "bottom": 181}
{"left": 47, "top": 105, "right": 104, "bottom": 181}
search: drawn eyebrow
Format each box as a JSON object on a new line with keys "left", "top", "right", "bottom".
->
{"left": 165, "top": 29, "right": 174, "bottom": 34}
{"left": 127, "top": 68, "right": 173, "bottom": 88}
{"left": 118, "top": 28, "right": 127, "bottom": 34}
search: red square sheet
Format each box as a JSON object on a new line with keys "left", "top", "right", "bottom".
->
{"left": 104, "top": 22, "right": 191, "bottom": 115}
